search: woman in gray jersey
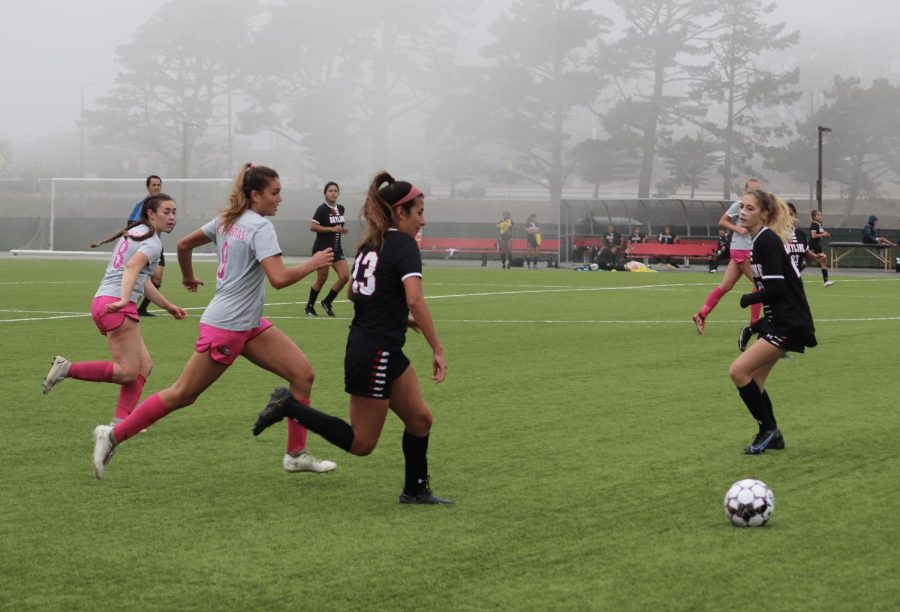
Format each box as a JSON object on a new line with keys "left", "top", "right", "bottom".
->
{"left": 41, "top": 195, "right": 187, "bottom": 426}
{"left": 692, "top": 178, "right": 763, "bottom": 334}
{"left": 90, "top": 164, "right": 336, "bottom": 479}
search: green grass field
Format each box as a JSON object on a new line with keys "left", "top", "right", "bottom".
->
{"left": 1, "top": 258, "right": 898, "bottom": 610}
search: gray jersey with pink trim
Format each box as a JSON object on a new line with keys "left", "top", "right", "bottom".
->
{"left": 725, "top": 200, "right": 752, "bottom": 250}
{"left": 94, "top": 225, "right": 162, "bottom": 303}
{"left": 199, "top": 210, "right": 281, "bottom": 331}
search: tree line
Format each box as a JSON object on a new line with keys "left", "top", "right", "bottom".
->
{"left": 83, "top": 0, "right": 900, "bottom": 219}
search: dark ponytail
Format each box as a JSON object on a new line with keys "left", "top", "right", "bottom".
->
{"left": 357, "top": 171, "right": 422, "bottom": 251}
{"left": 90, "top": 193, "right": 173, "bottom": 248}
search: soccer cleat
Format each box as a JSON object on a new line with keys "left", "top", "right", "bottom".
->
{"left": 304, "top": 304, "right": 318, "bottom": 317}
{"left": 42, "top": 356, "right": 71, "bottom": 395}
{"left": 252, "top": 387, "right": 291, "bottom": 436}
{"left": 283, "top": 452, "right": 337, "bottom": 473}
{"left": 738, "top": 326, "right": 753, "bottom": 352}
{"left": 824, "top": 280, "right": 835, "bottom": 287}
{"left": 744, "top": 429, "right": 782, "bottom": 455}
{"left": 320, "top": 301, "right": 335, "bottom": 317}
{"left": 139, "top": 310, "right": 156, "bottom": 317}
{"left": 692, "top": 313, "right": 705, "bottom": 335}
{"left": 399, "top": 491, "right": 455, "bottom": 505}
{"left": 399, "top": 477, "right": 454, "bottom": 505}
{"left": 92, "top": 424, "right": 116, "bottom": 479}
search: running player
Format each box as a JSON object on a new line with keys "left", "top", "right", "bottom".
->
{"left": 304, "top": 181, "right": 349, "bottom": 317}
{"left": 253, "top": 171, "right": 453, "bottom": 505}
{"left": 127, "top": 175, "right": 166, "bottom": 317}
{"left": 90, "top": 163, "right": 337, "bottom": 479}
{"left": 738, "top": 200, "right": 825, "bottom": 351}
{"left": 728, "top": 190, "right": 817, "bottom": 454}
{"left": 42, "top": 194, "right": 187, "bottom": 426}
{"left": 809, "top": 209, "right": 834, "bottom": 287}
{"left": 692, "top": 178, "right": 763, "bottom": 333}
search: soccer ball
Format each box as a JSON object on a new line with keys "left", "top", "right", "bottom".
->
{"left": 723, "top": 479, "right": 775, "bottom": 527}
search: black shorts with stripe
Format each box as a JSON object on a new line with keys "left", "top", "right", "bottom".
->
{"left": 344, "top": 340, "right": 410, "bottom": 399}
{"left": 759, "top": 323, "right": 817, "bottom": 353}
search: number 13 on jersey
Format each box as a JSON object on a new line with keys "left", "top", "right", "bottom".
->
{"left": 351, "top": 251, "right": 378, "bottom": 296}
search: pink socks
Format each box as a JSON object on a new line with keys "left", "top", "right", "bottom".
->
{"left": 113, "top": 393, "right": 172, "bottom": 443}
{"left": 67, "top": 361, "right": 114, "bottom": 383}
{"left": 700, "top": 287, "right": 726, "bottom": 318}
{"left": 286, "top": 396, "right": 310, "bottom": 454}
{"left": 113, "top": 374, "right": 146, "bottom": 421}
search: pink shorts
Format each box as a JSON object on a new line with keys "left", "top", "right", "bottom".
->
{"left": 195, "top": 318, "right": 274, "bottom": 366}
{"left": 91, "top": 296, "right": 139, "bottom": 336}
{"left": 730, "top": 249, "right": 751, "bottom": 264}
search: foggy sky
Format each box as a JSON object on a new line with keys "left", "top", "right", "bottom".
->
{"left": 1, "top": 0, "right": 898, "bottom": 144}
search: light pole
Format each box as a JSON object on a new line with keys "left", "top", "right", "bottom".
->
{"left": 816, "top": 126, "right": 831, "bottom": 212}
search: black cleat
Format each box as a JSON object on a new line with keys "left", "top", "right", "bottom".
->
{"left": 138, "top": 310, "right": 156, "bottom": 317}
{"left": 744, "top": 429, "right": 783, "bottom": 455}
{"left": 253, "top": 387, "right": 291, "bottom": 436}
{"left": 399, "top": 491, "right": 455, "bottom": 505}
{"left": 305, "top": 304, "right": 318, "bottom": 317}
{"left": 320, "top": 301, "right": 335, "bottom": 317}
{"left": 738, "top": 326, "right": 753, "bottom": 352}
{"left": 768, "top": 429, "right": 785, "bottom": 450}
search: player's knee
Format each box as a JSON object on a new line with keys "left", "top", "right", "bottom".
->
{"left": 728, "top": 363, "right": 747, "bottom": 385}
{"left": 405, "top": 408, "right": 433, "bottom": 436}
{"left": 351, "top": 436, "right": 378, "bottom": 456}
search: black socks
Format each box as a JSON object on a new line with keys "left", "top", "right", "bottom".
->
{"left": 737, "top": 381, "right": 776, "bottom": 431}
{"left": 402, "top": 430, "right": 430, "bottom": 495}
{"left": 284, "top": 397, "right": 354, "bottom": 452}
{"left": 322, "top": 289, "right": 338, "bottom": 306}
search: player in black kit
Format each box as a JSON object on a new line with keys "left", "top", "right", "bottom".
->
{"left": 305, "top": 181, "right": 350, "bottom": 317}
{"left": 737, "top": 200, "right": 825, "bottom": 352}
{"left": 254, "top": 171, "right": 453, "bottom": 505}
{"left": 728, "top": 191, "right": 817, "bottom": 455}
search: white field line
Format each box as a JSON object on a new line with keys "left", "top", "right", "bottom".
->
{"left": 2, "top": 278, "right": 898, "bottom": 324}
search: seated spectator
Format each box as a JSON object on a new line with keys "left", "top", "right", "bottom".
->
{"left": 708, "top": 229, "right": 730, "bottom": 273}
{"left": 862, "top": 215, "right": 896, "bottom": 246}
{"left": 656, "top": 225, "right": 680, "bottom": 266}
{"left": 600, "top": 224, "right": 623, "bottom": 263}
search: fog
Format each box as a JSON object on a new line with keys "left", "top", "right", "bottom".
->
{"left": 2, "top": 0, "right": 900, "bottom": 214}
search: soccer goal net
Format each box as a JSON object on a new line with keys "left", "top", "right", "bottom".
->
{"left": 13, "top": 177, "right": 234, "bottom": 255}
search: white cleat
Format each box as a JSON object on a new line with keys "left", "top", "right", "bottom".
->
{"left": 824, "top": 280, "right": 835, "bottom": 287}
{"left": 42, "top": 356, "right": 71, "bottom": 395}
{"left": 92, "top": 425, "right": 116, "bottom": 479}
{"left": 282, "top": 452, "right": 337, "bottom": 473}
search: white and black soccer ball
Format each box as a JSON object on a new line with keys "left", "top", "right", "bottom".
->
{"left": 723, "top": 479, "right": 775, "bottom": 527}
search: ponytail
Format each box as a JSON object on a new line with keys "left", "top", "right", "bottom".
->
{"left": 90, "top": 193, "right": 173, "bottom": 248}
{"left": 357, "top": 171, "right": 423, "bottom": 251}
{"left": 221, "top": 163, "right": 279, "bottom": 231}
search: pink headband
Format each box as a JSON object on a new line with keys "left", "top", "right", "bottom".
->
{"left": 390, "top": 185, "right": 422, "bottom": 208}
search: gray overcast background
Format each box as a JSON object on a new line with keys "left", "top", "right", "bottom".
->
{"left": 1, "top": 0, "right": 896, "bottom": 143}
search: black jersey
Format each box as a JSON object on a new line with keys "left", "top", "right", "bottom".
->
{"left": 311, "top": 202, "right": 346, "bottom": 253}
{"left": 809, "top": 221, "right": 825, "bottom": 252}
{"left": 349, "top": 229, "right": 422, "bottom": 349}
{"left": 749, "top": 227, "right": 816, "bottom": 344}
{"left": 786, "top": 228, "right": 808, "bottom": 272}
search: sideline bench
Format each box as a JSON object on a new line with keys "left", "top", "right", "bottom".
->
{"left": 829, "top": 242, "right": 895, "bottom": 271}
{"left": 626, "top": 241, "right": 717, "bottom": 267}
{"left": 419, "top": 237, "right": 560, "bottom": 266}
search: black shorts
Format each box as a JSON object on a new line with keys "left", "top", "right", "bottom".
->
{"left": 527, "top": 236, "right": 538, "bottom": 248}
{"left": 313, "top": 245, "right": 345, "bottom": 261}
{"left": 158, "top": 250, "right": 166, "bottom": 267}
{"left": 759, "top": 325, "right": 817, "bottom": 353}
{"left": 344, "top": 340, "right": 410, "bottom": 399}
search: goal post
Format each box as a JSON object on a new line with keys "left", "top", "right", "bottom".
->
{"left": 22, "top": 177, "right": 233, "bottom": 253}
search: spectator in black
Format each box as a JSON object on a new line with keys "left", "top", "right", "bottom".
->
{"left": 600, "top": 224, "right": 623, "bottom": 264}
{"left": 624, "top": 225, "right": 645, "bottom": 260}
{"left": 656, "top": 225, "right": 679, "bottom": 267}
{"left": 708, "top": 229, "right": 730, "bottom": 273}
{"left": 862, "top": 215, "right": 896, "bottom": 246}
